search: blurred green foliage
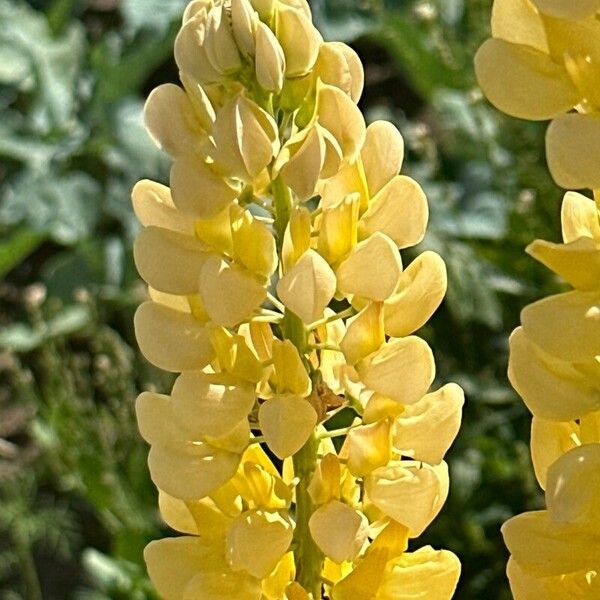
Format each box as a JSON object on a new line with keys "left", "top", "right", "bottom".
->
{"left": 0, "top": 0, "right": 569, "bottom": 598}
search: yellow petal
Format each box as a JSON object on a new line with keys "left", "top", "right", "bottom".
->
{"left": 337, "top": 232, "right": 402, "bottom": 301}
{"left": 521, "top": 290, "right": 600, "bottom": 362}
{"left": 180, "top": 74, "right": 217, "bottom": 133}
{"left": 171, "top": 371, "right": 255, "bottom": 439}
{"left": 307, "top": 453, "right": 341, "bottom": 505}
{"left": 148, "top": 441, "right": 240, "bottom": 501}
{"left": 158, "top": 490, "right": 201, "bottom": 535}
{"left": 255, "top": 21, "right": 286, "bottom": 93}
{"left": 275, "top": 4, "right": 321, "bottom": 77}
{"left": 231, "top": 205, "right": 278, "bottom": 278}
{"left": 170, "top": 155, "right": 239, "bottom": 220}
{"left": 474, "top": 39, "right": 578, "bottom": 120}
{"left": 194, "top": 206, "right": 234, "bottom": 255}
{"left": 309, "top": 500, "right": 368, "bottom": 563}
{"left": 258, "top": 395, "right": 317, "bottom": 459}
{"left": 340, "top": 302, "right": 385, "bottom": 366}
{"left": 134, "top": 301, "right": 213, "bottom": 372}
{"left": 272, "top": 339, "right": 312, "bottom": 396}
{"left": 203, "top": 5, "right": 242, "bottom": 76}
{"left": 175, "top": 15, "right": 222, "bottom": 84}
{"left": 393, "top": 383, "right": 464, "bottom": 465}
{"left": 546, "top": 444, "right": 600, "bottom": 531}
{"left": 526, "top": 237, "right": 600, "bottom": 291}
{"left": 531, "top": 0, "right": 600, "bottom": 19}
{"left": 345, "top": 419, "right": 392, "bottom": 477}
{"left": 331, "top": 42, "right": 364, "bottom": 103}
{"left": 313, "top": 42, "right": 363, "bottom": 103}
{"left": 508, "top": 326, "right": 600, "bottom": 420}
{"left": 199, "top": 256, "right": 267, "bottom": 327}
{"left": 276, "top": 127, "right": 325, "bottom": 202}
{"left": 361, "top": 121, "right": 405, "bottom": 197}
{"left": 384, "top": 251, "right": 447, "bottom": 337}
{"left": 546, "top": 113, "right": 600, "bottom": 190}
{"left": 144, "top": 537, "right": 215, "bottom": 600}
{"left": 227, "top": 510, "right": 294, "bottom": 579}
{"left": 531, "top": 417, "right": 579, "bottom": 490}
{"left": 502, "top": 510, "right": 600, "bottom": 577}
{"left": 365, "top": 461, "right": 449, "bottom": 537}
{"left": 357, "top": 337, "right": 435, "bottom": 405}
{"left": 212, "top": 95, "right": 279, "bottom": 181}
{"left": 131, "top": 180, "right": 194, "bottom": 234}
{"left": 561, "top": 191, "right": 600, "bottom": 244}
{"left": 231, "top": 0, "right": 258, "bottom": 56}
{"left": 184, "top": 569, "right": 262, "bottom": 600}
{"left": 144, "top": 84, "right": 206, "bottom": 157}
{"left": 282, "top": 207, "right": 312, "bottom": 273}
{"left": 315, "top": 81, "right": 366, "bottom": 161}
{"left": 262, "top": 552, "right": 295, "bottom": 600}
{"left": 377, "top": 546, "right": 461, "bottom": 600}
{"left": 317, "top": 194, "right": 360, "bottom": 266}
{"left": 358, "top": 176, "right": 428, "bottom": 249}
{"left": 136, "top": 392, "right": 186, "bottom": 446}
{"left": 491, "top": 0, "right": 549, "bottom": 52}
{"left": 276, "top": 249, "right": 337, "bottom": 324}
{"left": 210, "top": 327, "right": 264, "bottom": 383}
{"left": 134, "top": 226, "right": 208, "bottom": 295}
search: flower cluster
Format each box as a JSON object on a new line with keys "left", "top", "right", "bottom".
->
{"left": 474, "top": 0, "right": 600, "bottom": 189}
{"left": 476, "top": 1, "right": 600, "bottom": 597}
{"left": 132, "top": 1, "right": 463, "bottom": 598}
{"left": 504, "top": 190, "right": 600, "bottom": 597}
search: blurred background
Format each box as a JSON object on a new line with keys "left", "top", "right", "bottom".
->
{"left": 0, "top": 0, "right": 567, "bottom": 598}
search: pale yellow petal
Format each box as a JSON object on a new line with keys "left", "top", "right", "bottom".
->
{"left": 276, "top": 249, "right": 336, "bottom": 324}
{"left": 340, "top": 302, "right": 385, "bottom": 366}
{"left": 545, "top": 443, "right": 600, "bottom": 531}
{"left": 365, "top": 461, "right": 449, "bottom": 537}
{"left": 199, "top": 256, "right": 267, "bottom": 327}
{"left": 317, "top": 194, "right": 360, "bottom": 266}
{"left": 316, "top": 81, "right": 366, "bottom": 161}
{"left": 357, "top": 337, "right": 435, "bottom": 405}
{"left": 361, "top": 121, "right": 405, "bottom": 197}
{"left": 226, "top": 510, "right": 294, "bottom": 578}
{"left": 194, "top": 206, "right": 234, "bottom": 255}
{"left": 376, "top": 546, "right": 461, "bottom": 600}
{"left": 526, "top": 237, "right": 600, "bottom": 291}
{"left": 231, "top": 206, "right": 278, "bottom": 278}
{"left": 384, "top": 251, "right": 447, "bottom": 337}
{"left": 345, "top": 419, "right": 392, "bottom": 477}
{"left": 170, "top": 155, "right": 239, "bottom": 219}
{"left": 546, "top": 113, "right": 600, "bottom": 190}
{"left": 131, "top": 180, "right": 194, "bottom": 234}
{"left": 210, "top": 327, "right": 264, "bottom": 383}
{"left": 231, "top": 0, "right": 258, "bottom": 56}
{"left": 474, "top": 39, "right": 578, "bottom": 120}
{"left": 491, "top": 0, "right": 548, "bottom": 52}
{"left": 158, "top": 490, "right": 199, "bottom": 535}
{"left": 255, "top": 21, "right": 286, "bottom": 93}
{"left": 531, "top": 417, "right": 579, "bottom": 490}
{"left": 203, "top": 5, "right": 242, "bottom": 75}
{"left": 282, "top": 207, "right": 312, "bottom": 272}
{"left": 521, "top": 290, "right": 600, "bottom": 362}
{"left": 144, "top": 537, "right": 212, "bottom": 600}
{"left": 502, "top": 510, "right": 600, "bottom": 577}
{"left": 337, "top": 232, "right": 402, "bottom": 301}
{"left": 275, "top": 4, "right": 321, "bottom": 77}
{"left": 175, "top": 16, "right": 223, "bottom": 84}
{"left": 358, "top": 176, "right": 428, "bottom": 249}
{"left": 332, "top": 42, "right": 364, "bottom": 103}
{"left": 272, "top": 339, "right": 312, "bottom": 396}
{"left": 393, "top": 383, "right": 464, "bottom": 465}
{"left": 508, "top": 327, "right": 600, "bottom": 421}
{"left": 258, "top": 395, "right": 317, "bottom": 459}
{"left": 171, "top": 371, "right": 256, "bottom": 439}
{"left": 561, "top": 191, "right": 600, "bottom": 244}
{"left": 531, "top": 0, "right": 600, "bottom": 19}
{"left": 134, "top": 226, "right": 207, "bottom": 295}
{"left": 148, "top": 442, "right": 240, "bottom": 501}
{"left": 184, "top": 569, "right": 262, "bottom": 600}
{"left": 134, "top": 302, "right": 213, "bottom": 372}
{"left": 309, "top": 501, "right": 368, "bottom": 563}
{"left": 144, "top": 83, "right": 206, "bottom": 157}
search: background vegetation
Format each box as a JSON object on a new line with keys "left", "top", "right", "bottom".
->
{"left": 0, "top": 0, "right": 567, "bottom": 598}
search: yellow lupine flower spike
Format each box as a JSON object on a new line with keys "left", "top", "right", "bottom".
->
{"left": 132, "top": 1, "right": 463, "bottom": 597}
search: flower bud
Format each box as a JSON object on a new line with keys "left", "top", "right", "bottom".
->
{"left": 255, "top": 21, "right": 286, "bottom": 92}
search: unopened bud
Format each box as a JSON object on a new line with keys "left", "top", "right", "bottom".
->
{"left": 255, "top": 21, "right": 286, "bottom": 92}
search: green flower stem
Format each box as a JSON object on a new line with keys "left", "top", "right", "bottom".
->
{"left": 292, "top": 433, "right": 323, "bottom": 598}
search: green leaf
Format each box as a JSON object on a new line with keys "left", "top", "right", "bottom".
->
{"left": 0, "top": 227, "right": 45, "bottom": 280}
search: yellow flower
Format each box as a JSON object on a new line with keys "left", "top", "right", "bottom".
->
{"left": 475, "top": 0, "right": 600, "bottom": 188}
{"left": 133, "top": 0, "right": 463, "bottom": 596}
